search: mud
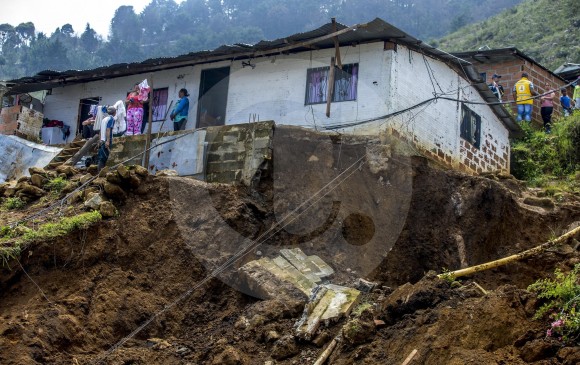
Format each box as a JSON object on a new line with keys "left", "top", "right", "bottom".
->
{"left": 1, "top": 150, "right": 580, "bottom": 364}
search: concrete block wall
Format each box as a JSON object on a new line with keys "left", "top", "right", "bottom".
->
{"left": 387, "top": 45, "right": 510, "bottom": 173}
{"left": 204, "top": 121, "right": 274, "bottom": 185}
{"left": 475, "top": 59, "right": 570, "bottom": 124}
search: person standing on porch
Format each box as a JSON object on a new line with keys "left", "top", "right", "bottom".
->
{"left": 97, "top": 106, "right": 116, "bottom": 172}
{"left": 574, "top": 76, "right": 580, "bottom": 111}
{"left": 512, "top": 72, "right": 538, "bottom": 122}
{"left": 125, "top": 84, "right": 144, "bottom": 135}
{"left": 170, "top": 88, "right": 190, "bottom": 131}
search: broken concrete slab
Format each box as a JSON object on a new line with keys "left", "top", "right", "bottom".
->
{"left": 280, "top": 247, "right": 334, "bottom": 281}
{"left": 238, "top": 259, "right": 308, "bottom": 301}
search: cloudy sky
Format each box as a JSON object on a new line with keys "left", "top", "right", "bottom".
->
{"left": 0, "top": 0, "right": 184, "bottom": 39}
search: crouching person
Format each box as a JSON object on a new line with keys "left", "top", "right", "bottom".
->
{"left": 98, "top": 106, "right": 116, "bottom": 172}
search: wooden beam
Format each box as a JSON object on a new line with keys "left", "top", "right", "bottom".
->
{"left": 332, "top": 18, "right": 343, "bottom": 69}
{"left": 143, "top": 74, "right": 154, "bottom": 169}
{"left": 326, "top": 57, "right": 336, "bottom": 118}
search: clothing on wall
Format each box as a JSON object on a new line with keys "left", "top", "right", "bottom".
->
{"left": 112, "top": 100, "right": 127, "bottom": 136}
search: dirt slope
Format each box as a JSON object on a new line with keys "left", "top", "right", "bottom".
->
{"left": 1, "top": 154, "right": 580, "bottom": 365}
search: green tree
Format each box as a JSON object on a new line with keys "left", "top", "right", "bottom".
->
{"left": 80, "top": 23, "right": 99, "bottom": 52}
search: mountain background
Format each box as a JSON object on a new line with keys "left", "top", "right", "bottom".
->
{"left": 434, "top": 0, "right": 580, "bottom": 71}
{"left": 0, "top": 0, "right": 525, "bottom": 80}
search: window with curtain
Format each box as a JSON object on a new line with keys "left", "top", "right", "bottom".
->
{"left": 460, "top": 104, "right": 481, "bottom": 149}
{"left": 305, "top": 63, "right": 358, "bottom": 105}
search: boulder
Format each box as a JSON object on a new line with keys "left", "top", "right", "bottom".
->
{"left": 30, "top": 174, "right": 47, "bottom": 188}
{"left": 132, "top": 165, "right": 149, "bottom": 177}
{"left": 56, "top": 165, "right": 78, "bottom": 177}
{"left": 342, "top": 318, "right": 375, "bottom": 346}
{"left": 80, "top": 174, "right": 93, "bottom": 185}
{"left": 87, "top": 165, "right": 98, "bottom": 176}
{"left": 104, "top": 182, "right": 127, "bottom": 201}
{"left": 84, "top": 193, "right": 104, "bottom": 210}
{"left": 117, "top": 165, "right": 131, "bottom": 180}
{"left": 127, "top": 173, "right": 141, "bottom": 189}
{"left": 28, "top": 166, "right": 48, "bottom": 176}
{"left": 105, "top": 171, "right": 123, "bottom": 185}
{"left": 18, "top": 183, "right": 45, "bottom": 197}
{"left": 156, "top": 169, "right": 178, "bottom": 177}
{"left": 17, "top": 176, "right": 30, "bottom": 183}
{"left": 61, "top": 181, "right": 79, "bottom": 195}
{"left": 67, "top": 190, "right": 84, "bottom": 205}
{"left": 99, "top": 201, "right": 117, "bottom": 218}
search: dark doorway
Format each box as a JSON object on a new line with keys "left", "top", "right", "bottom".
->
{"left": 78, "top": 97, "right": 100, "bottom": 135}
{"left": 197, "top": 67, "right": 230, "bottom": 128}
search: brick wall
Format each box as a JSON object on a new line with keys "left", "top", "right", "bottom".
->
{"left": 0, "top": 105, "right": 43, "bottom": 140}
{"left": 476, "top": 59, "right": 569, "bottom": 125}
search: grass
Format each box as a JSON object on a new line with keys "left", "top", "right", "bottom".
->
{"left": 45, "top": 176, "right": 68, "bottom": 193}
{"left": 0, "top": 211, "right": 102, "bottom": 266}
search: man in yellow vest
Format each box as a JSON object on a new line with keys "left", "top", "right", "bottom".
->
{"left": 573, "top": 76, "right": 580, "bottom": 111}
{"left": 512, "top": 72, "right": 539, "bottom": 122}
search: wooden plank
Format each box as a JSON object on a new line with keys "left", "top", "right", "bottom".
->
{"left": 144, "top": 74, "right": 154, "bottom": 169}
{"left": 332, "top": 18, "right": 343, "bottom": 69}
{"left": 326, "top": 57, "right": 336, "bottom": 118}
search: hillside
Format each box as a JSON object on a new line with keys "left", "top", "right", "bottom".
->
{"left": 434, "top": 0, "right": 580, "bottom": 70}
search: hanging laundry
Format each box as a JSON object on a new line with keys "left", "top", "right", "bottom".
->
{"left": 89, "top": 104, "right": 99, "bottom": 116}
{"left": 112, "top": 100, "right": 127, "bottom": 137}
{"left": 93, "top": 105, "right": 107, "bottom": 132}
{"left": 138, "top": 79, "right": 150, "bottom": 102}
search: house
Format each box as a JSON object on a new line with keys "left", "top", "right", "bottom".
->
{"left": 452, "top": 48, "right": 570, "bottom": 124}
{"left": 554, "top": 63, "right": 580, "bottom": 83}
{"left": 4, "top": 18, "right": 519, "bottom": 175}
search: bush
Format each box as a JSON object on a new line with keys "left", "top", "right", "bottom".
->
{"left": 511, "top": 113, "right": 580, "bottom": 188}
{"left": 528, "top": 264, "right": 580, "bottom": 344}
{"left": 45, "top": 176, "right": 67, "bottom": 193}
{"left": 2, "top": 197, "right": 25, "bottom": 210}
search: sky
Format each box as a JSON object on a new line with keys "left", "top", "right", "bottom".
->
{"left": 0, "top": 0, "right": 183, "bottom": 39}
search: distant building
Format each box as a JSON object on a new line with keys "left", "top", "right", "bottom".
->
{"left": 453, "top": 48, "right": 569, "bottom": 124}
{"left": 4, "top": 18, "right": 519, "bottom": 174}
{"left": 554, "top": 63, "right": 580, "bottom": 83}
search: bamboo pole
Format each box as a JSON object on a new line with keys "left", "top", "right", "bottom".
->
{"left": 438, "top": 225, "right": 580, "bottom": 280}
{"left": 313, "top": 336, "right": 339, "bottom": 365}
{"left": 64, "top": 134, "right": 99, "bottom": 166}
{"left": 325, "top": 57, "right": 336, "bottom": 118}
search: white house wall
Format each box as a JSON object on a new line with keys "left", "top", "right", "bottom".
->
{"left": 387, "top": 44, "right": 510, "bottom": 172}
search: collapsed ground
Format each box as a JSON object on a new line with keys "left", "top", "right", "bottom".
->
{"left": 1, "top": 132, "right": 580, "bottom": 364}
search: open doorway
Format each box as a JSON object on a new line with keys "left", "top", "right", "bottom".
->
{"left": 197, "top": 67, "right": 230, "bottom": 128}
{"left": 78, "top": 97, "right": 100, "bottom": 135}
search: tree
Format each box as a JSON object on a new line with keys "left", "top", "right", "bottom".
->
{"left": 80, "top": 23, "right": 99, "bottom": 52}
{"left": 61, "top": 23, "right": 74, "bottom": 37}
{"left": 110, "top": 5, "right": 141, "bottom": 44}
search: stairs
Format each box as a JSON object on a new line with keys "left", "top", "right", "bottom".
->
{"left": 46, "top": 139, "right": 86, "bottom": 170}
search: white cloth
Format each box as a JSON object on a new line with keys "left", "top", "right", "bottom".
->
{"left": 100, "top": 116, "right": 113, "bottom": 142}
{"left": 93, "top": 105, "right": 106, "bottom": 132}
{"left": 112, "top": 100, "right": 127, "bottom": 136}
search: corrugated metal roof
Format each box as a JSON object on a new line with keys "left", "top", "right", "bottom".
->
{"left": 4, "top": 17, "right": 518, "bottom": 135}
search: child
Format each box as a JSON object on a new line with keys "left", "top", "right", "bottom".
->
{"left": 560, "top": 89, "right": 573, "bottom": 117}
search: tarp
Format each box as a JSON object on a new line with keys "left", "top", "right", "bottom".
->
{"left": 0, "top": 135, "right": 62, "bottom": 183}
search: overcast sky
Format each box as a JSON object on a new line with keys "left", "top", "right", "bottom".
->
{"left": 0, "top": 0, "right": 184, "bottom": 39}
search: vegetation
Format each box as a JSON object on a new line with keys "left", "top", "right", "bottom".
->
{"left": 45, "top": 176, "right": 67, "bottom": 193}
{"left": 2, "top": 197, "right": 26, "bottom": 210}
{"left": 511, "top": 113, "right": 580, "bottom": 192}
{"left": 435, "top": 0, "right": 580, "bottom": 70}
{"left": 0, "top": 0, "right": 524, "bottom": 80}
{"left": 528, "top": 264, "right": 580, "bottom": 344}
{"left": 0, "top": 211, "right": 102, "bottom": 266}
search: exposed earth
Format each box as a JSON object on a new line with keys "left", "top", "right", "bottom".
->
{"left": 1, "top": 135, "right": 580, "bottom": 364}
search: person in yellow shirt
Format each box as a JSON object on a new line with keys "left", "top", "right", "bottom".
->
{"left": 574, "top": 76, "right": 580, "bottom": 111}
{"left": 512, "top": 72, "right": 539, "bottom": 122}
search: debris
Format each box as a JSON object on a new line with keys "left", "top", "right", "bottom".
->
{"left": 212, "top": 345, "right": 245, "bottom": 365}
{"left": 401, "top": 349, "right": 418, "bottom": 365}
{"left": 265, "top": 330, "right": 280, "bottom": 343}
{"left": 373, "top": 319, "right": 386, "bottom": 328}
{"left": 313, "top": 335, "right": 340, "bottom": 365}
{"left": 156, "top": 169, "right": 178, "bottom": 176}
{"left": 30, "top": 174, "right": 47, "bottom": 188}
{"left": 84, "top": 194, "right": 104, "bottom": 210}
{"left": 271, "top": 335, "right": 299, "bottom": 361}
{"left": 342, "top": 317, "right": 375, "bottom": 346}
{"left": 99, "top": 201, "right": 117, "bottom": 218}
{"left": 103, "top": 182, "right": 127, "bottom": 201}
{"left": 354, "top": 278, "right": 377, "bottom": 293}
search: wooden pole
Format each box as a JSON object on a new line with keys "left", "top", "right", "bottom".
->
{"left": 313, "top": 336, "right": 339, "bottom": 365}
{"left": 401, "top": 349, "right": 418, "bottom": 365}
{"left": 326, "top": 57, "right": 336, "bottom": 118}
{"left": 64, "top": 134, "right": 99, "bottom": 166}
{"left": 143, "top": 74, "right": 154, "bottom": 169}
{"left": 331, "top": 18, "right": 342, "bottom": 69}
{"left": 438, "top": 225, "right": 580, "bottom": 280}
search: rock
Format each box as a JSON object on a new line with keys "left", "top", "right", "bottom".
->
{"left": 61, "top": 181, "right": 79, "bottom": 195}
{"left": 84, "top": 193, "right": 104, "bottom": 210}
{"left": 117, "top": 165, "right": 131, "bottom": 180}
{"left": 99, "top": 201, "right": 117, "bottom": 218}
{"left": 354, "top": 278, "right": 377, "bottom": 293}
{"left": 56, "top": 165, "right": 78, "bottom": 177}
{"left": 58, "top": 173, "right": 68, "bottom": 180}
{"left": 67, "top": 190, "right": 84, "bottom": 205}
{"left": 132, "top": 164, "right": 149, "bottom": 177}
{"left": 519, "top": 339, "right": 559, "bottom": 362}
{"left": 83, "top": 187, "right": 100, "bottom": 199}
{"left": 30, "top": 174, "right": 47, "bottom": 188}
{"left": 80, "top": 174, "right": 93, "bottom": 185}
{"left": 212, "top": 346, "right": 245, "bottom": 365}
{"left": 28, "top": 166, "right": 47, "bottom": 176}
{"left": 105, "top": 171, "right": 123, "bottom": 185}
{"left": 342, "top": 318, "right": 375, "bottom": 346}
{"left": 103, "top": 182, "right": 127, "bottom": 201}
{"left": 90, "top": 177, "right": 106, "bottom": 188}
{"left": 373, "top": 319, "right": 386, "bottom": 328}
{"left": 0, "top": 183, "right": 7, "bottom": 196}
{"left": 265, "top": 330, "right": 280, "bottom": 343}
{"left": 312, "top": 331, "right": 332, "bottom": 348}
{"left": 271, "top": 335, "right": 299, "bottom": 361}
{"left": 4, "top": 187, "right": 17, "bottom": 197}
{"left": 146, "top": 338, "right": 172, "bottom": 350}
{"left": 17, "top": 176, "right": 30, "bottom": 183}
{"left": 19, "top": 183, "right": 45, "bottom": 197}
{"left": 127, "top": 173, "right": 141, "bottom": 189}
{"left": 87, "top": 165, "right": 98, "bottom": 176}
{"left": 523, "top": 196, "right": 555, "bottom": 209}
{"left": 557, "top": 346, "right": 580, "bottom": 365}
{"left": 156, "top": 169, "right": 178, "bottom": 177}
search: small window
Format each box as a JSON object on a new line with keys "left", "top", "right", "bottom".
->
{"left": 152, "top": 88, "right": 169, "bottom": 122}
{"left": 305, "top": 63, "right": 358, "bottom": 105}
{"left": 460, "top": 104, "right": 481, "bottom": 148}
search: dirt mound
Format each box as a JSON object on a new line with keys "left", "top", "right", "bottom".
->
{"left": 0, "top": 153, "right": 579, "bottom": 364}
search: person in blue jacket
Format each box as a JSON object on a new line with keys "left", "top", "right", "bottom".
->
{"left": 170, "top": 88, "right": 190, "bottom": 131}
